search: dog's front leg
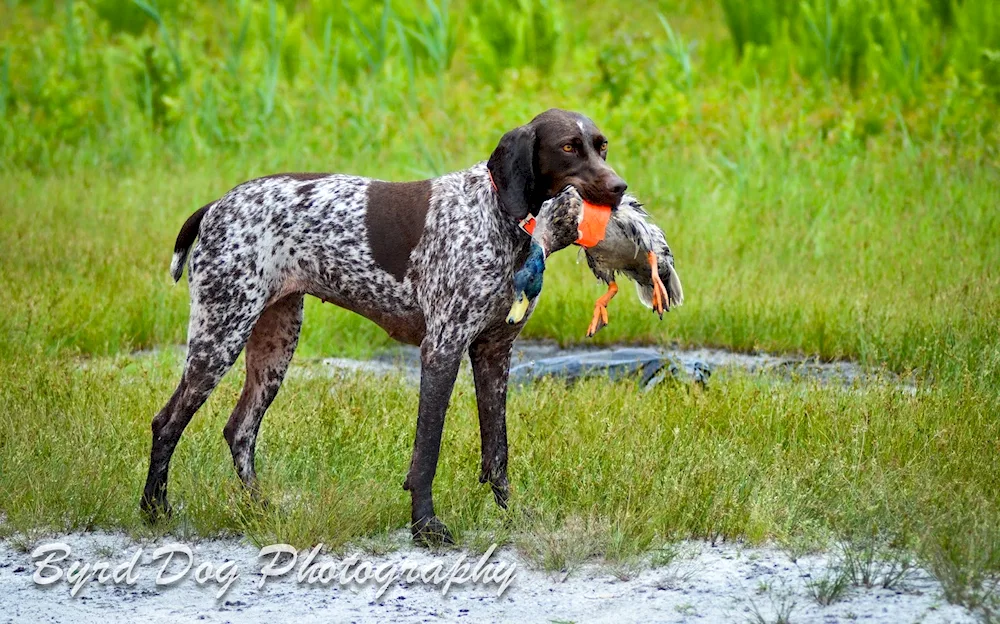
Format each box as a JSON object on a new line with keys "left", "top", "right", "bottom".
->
{"left": 404, "top": 338, "right": 463, "bottom": 546}
{"left": 469, "top": 335, "right": 514, "bottom": 510}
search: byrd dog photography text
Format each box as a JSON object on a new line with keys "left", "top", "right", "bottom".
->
{"left": 30, "top": 542, "right": 516, "bottom": 599}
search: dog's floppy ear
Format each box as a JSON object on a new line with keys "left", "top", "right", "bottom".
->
{"left": 487, "top": 124, "right": 537, "bottom": 221}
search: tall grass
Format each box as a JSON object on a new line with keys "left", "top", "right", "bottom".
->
{"left": 718, "top": 0, "right": 1000, "bottom": 98}
{"left": 2, "top": 0, "right": 995, "bottom": 172}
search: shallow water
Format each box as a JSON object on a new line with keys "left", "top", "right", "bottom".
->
{"left": 121, "top": 339, "right": 905, "bottom": 391}
{"left": 315, "top": 340, "right": 903, "bottom": 391}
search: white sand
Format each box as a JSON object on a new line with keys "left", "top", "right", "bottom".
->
{"left": 0, "top": 532, "right": 974, "bottom": 623}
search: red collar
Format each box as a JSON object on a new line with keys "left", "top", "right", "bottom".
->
{"left": 488, "top": 170, "right": 536, "bottom": 235}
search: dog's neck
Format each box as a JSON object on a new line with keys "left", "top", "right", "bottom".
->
{"left": 468, "top": 161, "right": 535, "bottom": 247}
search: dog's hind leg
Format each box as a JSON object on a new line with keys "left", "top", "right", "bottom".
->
{"left": 140, "top": 290, "right": 264, "bottom": 522}
{"left": 223, "top": 293, "right": 304, "bottom": 499}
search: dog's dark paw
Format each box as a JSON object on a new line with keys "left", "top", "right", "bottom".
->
{"left": 411, "top": 516, "right": 454, "bottom": 547}
{"left": 479, "top": 467, "right": 510, "bottom": 510}
{"left": 491, "top": 482, "right": 510, "bottom": 510}
{"left": 139, "top": 496, "right": 173, "bottom": 525}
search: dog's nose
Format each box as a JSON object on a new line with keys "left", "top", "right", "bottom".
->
{"left": 609, "top": 177, "right": 627, "bottom": 196}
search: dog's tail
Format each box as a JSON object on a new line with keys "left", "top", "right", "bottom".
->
{"left": 170, "top": 202, "right": 214, "bottom": 282}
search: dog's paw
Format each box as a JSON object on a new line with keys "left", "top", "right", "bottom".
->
{"left": 479, "top": 466, "right": 510, "bottom": 509}
{"left": 411, "top": 516, "right": 455, "bottom": 547}
{"left": 139, "top": 496, "right": 173, "bottom": 525}
{"left": 491, "top": 482, "right": 510, "bottom": 510}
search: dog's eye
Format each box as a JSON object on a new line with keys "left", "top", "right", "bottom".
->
{"left": 600, "top": 141, "right": 608, "bottom": 151}
{"left": 562, "top": 144, "right": 574, "bottom": 153}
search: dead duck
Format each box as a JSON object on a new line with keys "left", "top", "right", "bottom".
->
{"left": 583, "top": 194, "right": 684, "bottom": 336}
{"left": 506, "top": 188, "right": 683, "bottom": 334}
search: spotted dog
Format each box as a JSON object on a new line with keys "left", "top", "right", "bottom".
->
{"left": 141, "top": 109, "right": 629, "bottom": 545}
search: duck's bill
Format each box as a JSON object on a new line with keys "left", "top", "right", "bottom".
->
{"left": 506, "top": 292, "right": 531, "bottom": 325}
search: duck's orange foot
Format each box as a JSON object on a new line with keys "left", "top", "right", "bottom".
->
{"left": 586, "top": 282, "right": 618, "bottom": 337}
{"left": 648, "top": 251, "right": 670, "bottom": 319}
{"left": 587, "top": 303, "right": 609, "bottom": 337}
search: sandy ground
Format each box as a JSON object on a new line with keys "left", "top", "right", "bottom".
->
{"left": 0, "top": 532, "right": 975, "bottom": 623}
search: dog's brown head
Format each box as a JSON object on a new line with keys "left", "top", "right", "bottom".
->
{"left": 487, "top": 108, "right": 627, "bottom": 222}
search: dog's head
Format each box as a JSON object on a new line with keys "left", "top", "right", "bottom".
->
{"left": 487, "top": 108, "right": 627, "bottom": 222}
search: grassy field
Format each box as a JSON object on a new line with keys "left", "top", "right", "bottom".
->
{"left": 2, "top": 0, "right": 1000, "bottom": 615}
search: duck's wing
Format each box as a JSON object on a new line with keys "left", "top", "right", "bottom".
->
{"left": 611, "top": 195, "right": 684, "bottom": 309}
{"left": 583, "top": 193, "right": 656, "bottom": 281}
{"left": 584, "top": 193, "right": 683, "bottom": 307}
{"left": 613, "top": 195, "right": 657, "bottom": 256}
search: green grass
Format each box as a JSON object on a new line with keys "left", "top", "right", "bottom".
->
{"left": 2, "top": 352, "right": 999, "bottom": 568}
{"left": 2, "top": 0, "right": 1000, "bottom": 616}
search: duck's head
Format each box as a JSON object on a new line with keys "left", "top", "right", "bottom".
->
{"left": 506, "top": 242, "right": 546, "bottom": 325}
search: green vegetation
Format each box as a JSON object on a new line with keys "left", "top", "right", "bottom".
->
{"left": 2, "top": 354, "right": 999, "bottom": 590}
{"left": 1, "top": 0, "right": 999, "bottom": 615}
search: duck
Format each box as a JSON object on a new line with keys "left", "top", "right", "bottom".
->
{"left": 506, "top": 188, "right": 684, "bottom": 335}
{"left": 582, "top": 194, "right": 684, "bottom": 336}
